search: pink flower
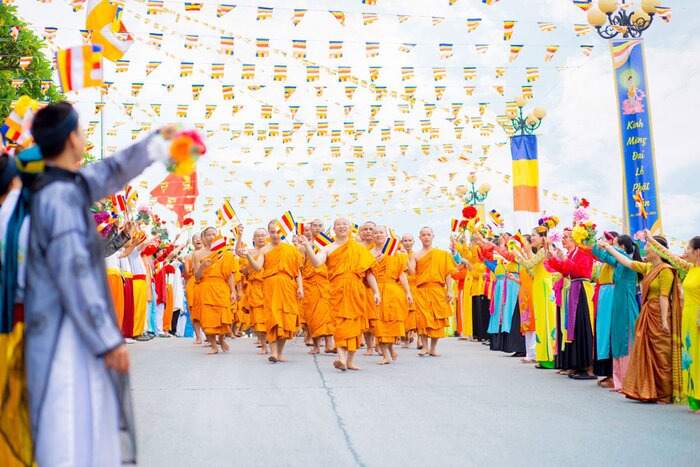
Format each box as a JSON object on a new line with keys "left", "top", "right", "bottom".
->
{"left": 633, "top": 230, "right": 645, "bottom": 241}
{"left": 549, "top": 231, "right": 562, "bottom": 243}
{"left": 573, "top": 207, "right": 590, "bottom": 223}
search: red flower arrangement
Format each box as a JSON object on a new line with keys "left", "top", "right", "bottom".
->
{"left": 183, "top": 217, "right": 194, "bottom": 226}
{"left": 462, "top": 205, "right": 478, "bottom": 220}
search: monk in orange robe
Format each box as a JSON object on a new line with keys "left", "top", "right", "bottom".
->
{"left": 298, "top": 219, "right": 334, "bottom": 355}
{"left": 357, "top": 221, "right": 378, "bottom": 355}
{"left": 242, "top": 228, "right": 269, "bottom": 354}
{"left": 400, "top": 234, "right": 419, "bottom": 349}
{"left": 240, "top": 221, "right": 303, "bottom": 363}
{"left": 194, "top": 227, "right": 238, "bottom": 355}
{"left": 408, "top": 227, "right": 457, "bottom": 357}
{"left": 370, "top": 227, "right": 413, "bottom": 365}
{"left": 183, "top": 233, "right": 204, "bottom": 343}
{"left": 301, "top": 217, "right": 380, "bottom": 371}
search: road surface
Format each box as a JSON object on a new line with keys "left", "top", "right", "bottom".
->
{"left": 130, "top": 337, "right": 696, "bottom": 466}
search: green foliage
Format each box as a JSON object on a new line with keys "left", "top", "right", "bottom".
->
{"left": 0, "top": 4, "right": 63, "bottom": 119}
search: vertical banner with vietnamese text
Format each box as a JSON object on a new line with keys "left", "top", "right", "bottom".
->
{"left": 510, "top": 134, "right": 539, "bottom": 230}
{"left": 610, "top": 39, "right": 661, "bottom": 234}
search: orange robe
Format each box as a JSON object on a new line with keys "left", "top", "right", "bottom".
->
{"left": 400, "top": 252, "right": 418, "bottom": 332}
{"left": 163, "top": 281, "right": 174, "bottom": 332}
{"left": 245, "top": 252, "right": 266, "bottom": 333}
{"left": 374, "top": 254, "right": 408, "bottom": 344}
{"left": 200, "top": 252, "right": 236, "bottom": 335}
{"left": 327, "top": 240, "right": 377, "bottom": 351}
{"left": 262, "top": 243, "right": 302, "bottom": 343}
{"left": 185, "top": 258, "right": 201, "bottom": 322}
{"left": 415, "top": 249, "right": 457, "bottom": 338}
{"left": 363, "top": 243, "right": 376, "bottom": 331}
{"left": 301, "top": 257, "right": 334, "bottom": 339}
{"left": 235, "top": 257, "right": 250, "bottom": 331}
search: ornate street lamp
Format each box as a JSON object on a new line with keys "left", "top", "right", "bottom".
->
{"left": 462, "top": 172, "right": 490, "bottom": 206}
{"left": 506, "top": 95, "right": 546, "bottom": 136}
{"left": 587, "top": 0, "right": 658, "bottom": 39}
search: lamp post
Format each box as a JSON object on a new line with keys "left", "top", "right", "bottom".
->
{"left": 463, "top": 172, "right": 490, "bottom": 206}
{"left": 506, "top": 95, "right": 546, "bottom": 136}
{"left": 587, "top": 0, "right": 658, "bottom": 39}
{"left": 585, "top": 0, "right": 663, "bottom": 234}
{"left": 507, "top": 95, "right": 545, "bottom": 229}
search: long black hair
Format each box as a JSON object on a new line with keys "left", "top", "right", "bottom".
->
{"left": 617, "top": 234, "right": 643, "bottom": 281}
{"left": 653, "top": 236, "right": 672, "bottom": 266}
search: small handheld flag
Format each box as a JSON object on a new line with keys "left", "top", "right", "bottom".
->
{"left": 210, "top": 235, "right": 228, "bottom": 252}
{"left": 56, "top": 44, "right": 104, "bottom": 92}
{"left": 314, "top": 232, "right": 333, "bottom": 249}
{"left": 280, "top": 211, "right": 296, "bottom": 234}
{"left": 633, "top": 190, "right": 648, "bottom": 229}
{"left": 381, "top": 237, "right": 400, "bottom": 256}
{"left": 297, "top": 222, "right": 305, "bottom": 236}
{"left": 111, "top": 193, "right": 127, "bottom": 213}
{"left": 450, "top": 218, "right": 459, "bottom": 233}
{"left": 489, "top": 209, "right": 505, "bottom": 228}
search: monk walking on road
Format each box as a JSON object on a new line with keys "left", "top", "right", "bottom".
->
{"left": 301, "top": 218, "right": 380, "bottom": 371}
{"left": 239, "top": 221, "right": 303, "bottom": 363}
{"left": 408, "top": 227, "right": 457, "bottom": 357}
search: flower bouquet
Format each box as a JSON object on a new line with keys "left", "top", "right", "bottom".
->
{"left": 572, "top": 220, "right": 598, "bottom": 248}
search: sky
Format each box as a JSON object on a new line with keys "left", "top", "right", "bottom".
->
{"left": 13, "top": 0, "right": 700, "bottom": 250}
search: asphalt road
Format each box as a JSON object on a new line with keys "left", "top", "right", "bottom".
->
{"left": 129, "top": 336, "right": 697, "bottom": 467}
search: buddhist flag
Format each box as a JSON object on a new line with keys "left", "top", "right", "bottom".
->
{"left": 149, "top": 32, "right": 163, "bottom": 48}
{"left": 180, "top": 61, "right": 193, "bottom": 77}
{"left": 633, "top": 190, "right": 647, "bottom": 219}
{"left": 256, "top": 38, "right": 269, "bottom": 57}
{"left": 439, "top": 43, "right": 453, "bottom": 59}
{"left": 220, "top": 36, "right": 234, "bottom": 55}
{"left": 545, "top": 45, "right": 559, "bottom": 62}
{"left": 489, "top": 209, "right": 505, "bottom": 229}
{"left": 450, "top": 219, "right": 460, "bottom": 233}
{"left": 146, "top": 60, "right": 161, "bottom": 75}
{"left": 509, "top": 44, "right": 523, "bottom": 62}
{"left": 217, "top": 4, "right": 236, "bottom": 17}
{"left": 330, "top": 10, "right": 345, "bottom": 26}
{"left": 292, "top": 40, "right": 306, "bottom": 58}
{"left": 581, "top": 44, "right": 594, "bottom": 56}
{"left": 525, "top": 67, "right": 540, "bottom": 83}
{"left": 503, "top": 20, "right": 516, "bottom": 40}
{"left": 511, "top": 135, "right": 539, "bottom": 228}
{"left": 219, "top": 200, "right": 237, "bottom": 223}
{"left": 366, "top": 42, "right": 380, "bottom": 58}
{"left": 125, "top": 184, "right": 138, "bottom": 206}
{"left": 85, "top": 0, "right": 132, "bottom": 62}
{"left": 656, "top": 7, "right": 671, "bottom": 23}
{"left": 314, "top": 232, "right": 333, "bottom": 249}
{"left": 56, "top": 44, "right": 103, "bottom": 92}
{"left": 184, "top": 2, "right": 202, "bottom": 11}
{"left": 382, "top": 237, "right": 400, "bottom": 256}
{"left": 573, "top": 0, "right": 592, "bottom": 12}
{"left": 280, "top": 211, "right": 296, "bottom": 234}
{"left": 257, "top": 6, "right": 273, "bottom": 20}
{"left": 463, "top": 67, "right": 477, "bottom": 80}
{"left": 210, "top": 235, "right": 228, "bottom": 252}
{"left": 538, "top": 22, "right": 556, "bottom": 32}
{"left": 467, "top": 18, "right": 481, "bottom": 32}
{"left": 329, "top": 41, "right": 343, "bottom": 58}
{"left": 363, "top": 13, "right": 378, "bottom": 25}
{"left": 574, "top": 24, "right": 591, "bottom": 36}
{"left": 292, "top": 9, "right": 306, "bottom": 26}
{"left": 111, "top": 193, "right": 127, "bottom": 213}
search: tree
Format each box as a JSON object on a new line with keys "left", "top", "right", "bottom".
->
{"left": 0, "top": 4, "right": 63, "bottom": 119}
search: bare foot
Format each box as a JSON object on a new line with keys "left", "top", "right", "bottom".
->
{"left": 206, "top": 348, "right": 219, "bottom": 355}
{"left": 609, "top": 388, "right": 622, "bottom": 393}
{"left": 194, "top": 339, "right": 202, "bottom": 345}
{"left": 363, "top": 350, "right": 374, "bottom": 356}
{"left": 268, "top": 355, "right": 278, "bottom": 363}
{"left": 418, "top": 351, "right": 428, "bottom": 357}
{"left": 308, "top": 347, "right": 320, "bottom": 355}
{"left": 429, "top": 352, "right": 441, "bottom": 357}
{"left": 257, "top": 349, "right": 268, "bottom": 355}
{"left": 278, "top": 357, "right": 288, "bottom": 362}
{"left": 400, "top": 343, "right": 409, "bottom": 349}
{"left": 203, "top": 342, "right": 212, "bottom": 347}
{"left": 377, "top": 358, "right": 390, "bottom": 365}
{"left": 391, "top": 350, "right": 398, "bottom": 361}
{"left": 220, "top": 340, "right": 230, "bottom": 353}
{"left": 333, "top": 360, "right": 347, "bottom": 372}
{"left": 348, "top": 365, "right": 362, "bottom": 371}
{"left": 325, "top": 348, "right": 338, "bottom": 354}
